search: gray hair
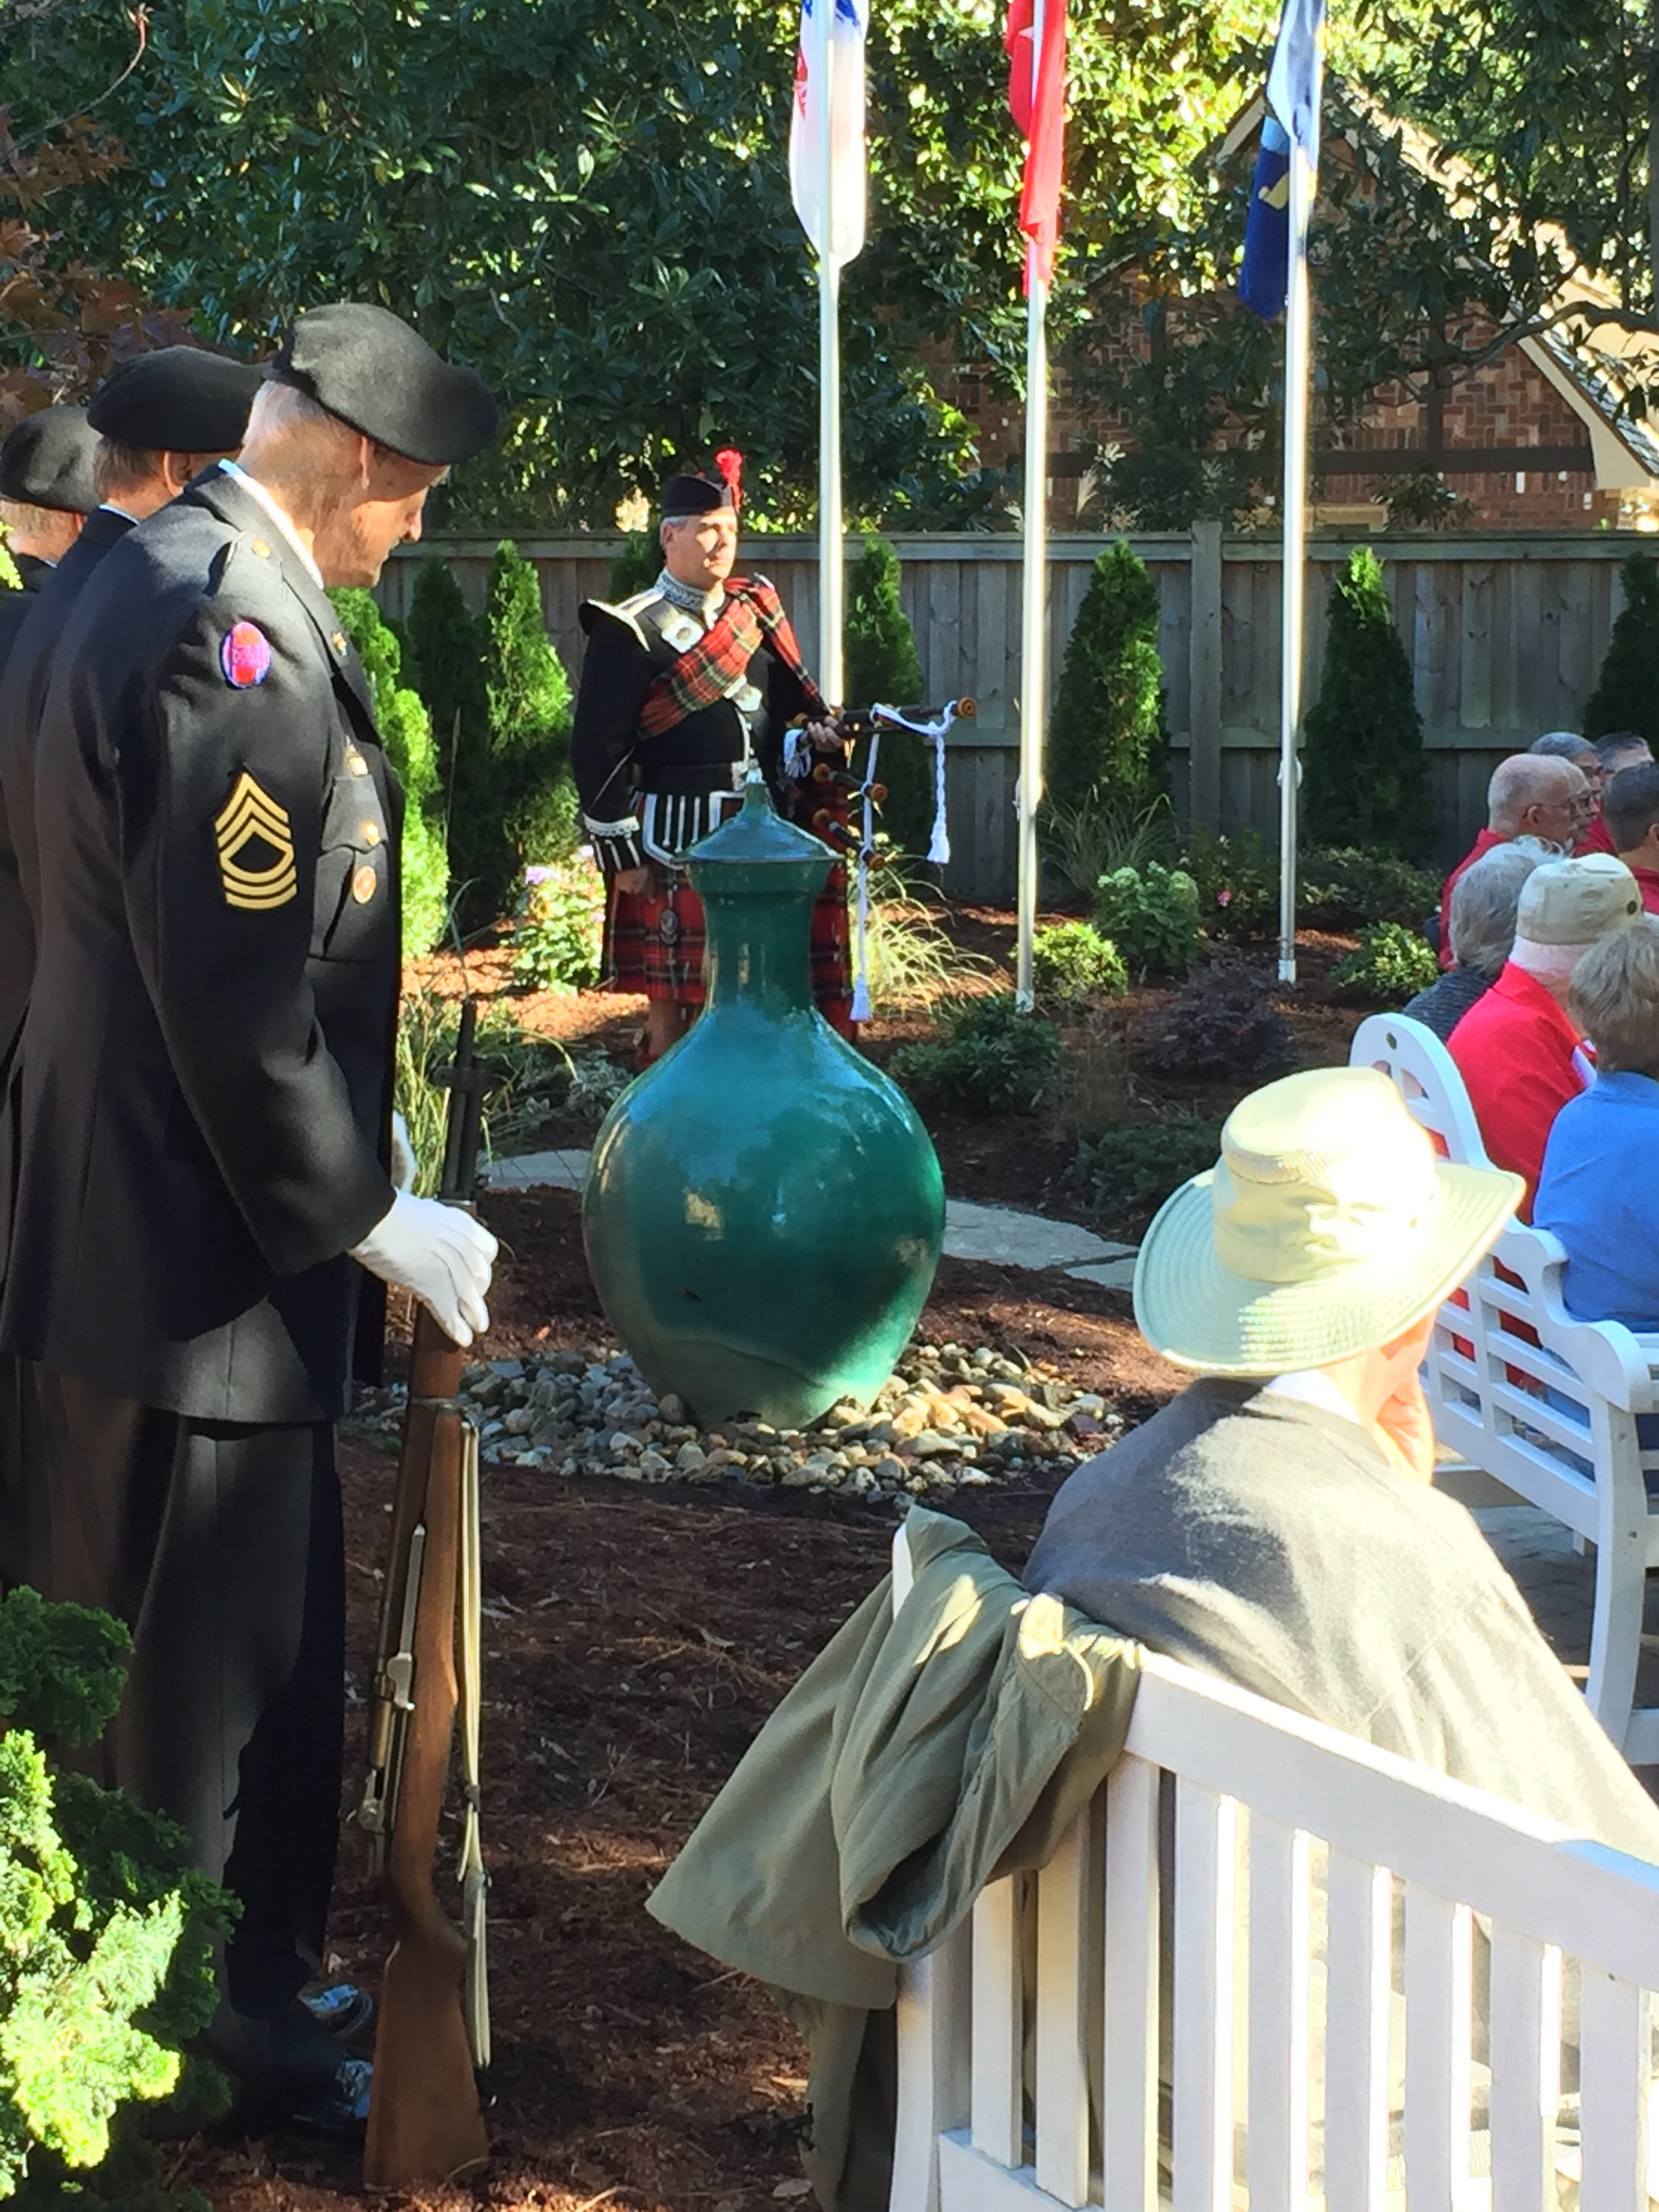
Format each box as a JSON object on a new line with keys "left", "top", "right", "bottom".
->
{"left": 1530, "top": 730, "right": 1599, "bottom": 764}
{"left": 1449, "top": 838, "right": 1549, "bottom": 979}
{"left": 1595, "top": 729, "right": 1653, "bottom": 773}
{"left": 1487, "top": 751, "right": 1576, "bottom": 832}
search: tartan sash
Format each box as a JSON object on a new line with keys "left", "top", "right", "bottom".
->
{"left": 638, "top": 576, "right": 827, "bottom": 738}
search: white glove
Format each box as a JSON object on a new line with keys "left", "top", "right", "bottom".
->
{"left": 390, "top": 1109, "right": 418, "bottom": 1193}
{"left": 350, "top": 1190, "right": 499, "bottom": 1347}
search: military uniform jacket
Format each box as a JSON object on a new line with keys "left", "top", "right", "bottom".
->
{"left": 0, "top": 554, "right": 53, "bottom": 683}
{"left": 0, "top": 507, "right": 137, "bottom": 1052}
{"left": 571, "top": 577, "right": 813, "bottom": 876}
{"left": 0, "top": 470, "right": 401, "bottom": 1423}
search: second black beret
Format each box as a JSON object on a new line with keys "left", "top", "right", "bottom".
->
{"left": 0, "top": 407, "right": 100, "bottom": 512}
{"left": 87, "top": 348, "right": 264, "bottom": 453}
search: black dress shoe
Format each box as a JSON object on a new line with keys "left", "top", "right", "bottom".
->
{"left": 287, "top": 2057, "right": 373, "bottom": 2140}
{"left": 299, "top": 1982, "right": 375, "bottom": 2043}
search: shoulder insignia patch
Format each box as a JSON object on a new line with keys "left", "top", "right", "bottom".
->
{"left": 216, "top": 771, "right": 297, "bottom": 910}
{"left": 221, "top": 620, "right": 272, "bottom": 689}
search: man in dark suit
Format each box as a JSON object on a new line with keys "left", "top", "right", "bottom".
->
{"left": 0, "top": 407, "right": 99, "bottom": 674}
{"left": 0, "top": 304, "right": 499, "bottom": 2130}
{"left": 0, "top": 348, "right": 264, "bottom": 1051}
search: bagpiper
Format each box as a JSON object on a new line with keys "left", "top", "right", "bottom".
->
{"left": 571, "top": 457, "right": 851, "bottom": 1061}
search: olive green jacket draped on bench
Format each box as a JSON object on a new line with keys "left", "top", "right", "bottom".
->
{"left": 647, "top": 1506, "right": 1141, "bottom": 2212}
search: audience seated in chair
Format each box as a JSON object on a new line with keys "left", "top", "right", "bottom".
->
{"left": 1446, "top": 853, "right": 1641, "bottom": 1213}
{"left": 1603, "top": 760, "right": 1659, "bottom": 913}
{"left": 1578, "top": 730, "right": 1654, "bottom": 855}
{"left": 1437, "top": 753, "right": 1588, "bottom": 966}
{"left": 1535, "top": 924, "right": 1659, "bottom": 1351}
{"left": 1402, "top": 838, "right": 1545, "bottom": 1042}
{"left": 1025, "top": 1067, "right": 1659, "bottom": 1847}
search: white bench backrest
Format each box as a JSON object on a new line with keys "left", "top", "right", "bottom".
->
{"left": 1348, "top": 1010, "right": 1494, "bottom": 1170}
{"left": 888, "top": 1524, "right": 1659, "bottom": 2212}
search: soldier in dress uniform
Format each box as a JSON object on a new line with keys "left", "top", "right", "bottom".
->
{"left": 0, "top": 407, "right": 100, "bottom": 676}
{"left": 0, "top": 348, "right": 264, "bottom": 1053}
{"left": 0, "top": 304, "right": 499, "bottom": 2131}
{"left": 571, "top": 460, "right": 851, "bottom": 1061}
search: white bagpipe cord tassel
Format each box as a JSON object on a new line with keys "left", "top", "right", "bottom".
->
{"left": 850, "top": 728, "right": 880, "bottom": 1024}
{"left": 928, "top": 720, "right": 951, "bottom": 866}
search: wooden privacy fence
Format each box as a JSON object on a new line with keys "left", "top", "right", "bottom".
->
{"left": 383, "top": 527, "right": 1646, "bottom": 903}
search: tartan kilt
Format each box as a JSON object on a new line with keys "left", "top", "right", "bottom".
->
{"left": 604, "top": 860, "right": 852, "bottom": 1027}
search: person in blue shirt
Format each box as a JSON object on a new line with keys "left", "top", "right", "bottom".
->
{"left": 1535, "top": 921, "right": 1659, "bottom": 1329}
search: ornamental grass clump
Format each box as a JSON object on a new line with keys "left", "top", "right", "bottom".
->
{"left": 0, "top": 1586, "right": 234, "bottom": 2207}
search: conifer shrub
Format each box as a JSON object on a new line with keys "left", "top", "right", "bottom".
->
{"left": 0, "top": 1586, "right": 234, "bottom": 2207}
{"left": 1044, "top": 541, "right": 1165, "bottom": 817}
{"left": 844, "top": 536, "right": 933, "bottom": 855}
{"left": 484, "top": 541, "right": 580, "bottom": 873}
{"left": 403, "top": 557, "right": 497, "bottom": 932}
{"left": 329, "top": 590, "right": 451, "bottom": 958}
{"left": 1301, "top": 548, "right": 1433, "bottom": 861}
{"left": 1584, "top": 553, "right": 1659, "bottom": 747}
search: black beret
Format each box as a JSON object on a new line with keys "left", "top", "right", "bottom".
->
{"left": 87, "top": 348, "right": 263, "bottom": 453}
{"left": 266, "top": 303, "right": 499, "bottom": 467}
{"left": 662, "top": 473, "right": 735, "bottom": 518}
{"left": 0, "top": 406, "right": 100, "bottom": 512}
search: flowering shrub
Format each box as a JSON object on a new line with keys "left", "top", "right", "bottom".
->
{"left": 509, "top": 854, "right": 605, "bottom": 994}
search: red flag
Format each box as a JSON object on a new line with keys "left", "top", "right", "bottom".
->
{"left": 1004, "top": 0, "right": 1066, "bottom": 291}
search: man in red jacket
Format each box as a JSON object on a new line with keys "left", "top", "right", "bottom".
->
{"left": 1437, "top": 754, "right": 1584, "bottom": 967}
{"left": 1448, "top": 853, "right": 1643, "bottom": 1212}
{"left": 1605, "top": 762, "right": 1659, "bottom": 911}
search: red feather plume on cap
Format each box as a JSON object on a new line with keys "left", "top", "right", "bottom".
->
{"left": 714, "top": 447, "right": 743, "bottom": 510}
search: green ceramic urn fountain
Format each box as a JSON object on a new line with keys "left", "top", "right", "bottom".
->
{"left": 581, "top": 775, "right": 945, "bottom": 1429}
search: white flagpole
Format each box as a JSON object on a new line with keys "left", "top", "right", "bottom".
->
{"left": 1276, "top": 135, "right": 1313, "bottom": 984}
{"left": 1014, "top": 0, "right": 1047, "bottom": 1013}
{"left": 816, "top": 0, "right": 844, "bottom": 704}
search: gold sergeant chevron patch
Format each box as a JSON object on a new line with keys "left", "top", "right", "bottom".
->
{"left": 215, "top": 771, "right": 298, "bottom": 910}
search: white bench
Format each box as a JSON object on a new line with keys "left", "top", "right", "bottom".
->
{"left": 1350, "top": 1012, "right": 1659, "bottom": 1764}
{"left": 886, "top": 1528, "right": 1659, "bottom": 2212}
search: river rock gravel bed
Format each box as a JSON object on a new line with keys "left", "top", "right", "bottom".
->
{"left": 348, "top": 1338, "right": 1126, "bottom": 1498}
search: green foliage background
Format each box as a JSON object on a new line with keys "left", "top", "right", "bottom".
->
{"left": 1301, "top": 549, "right": 1433, "bottom": 863}
{"left": 842, "top": 536, "right": 931, "bottom": 855}
{"left": 485, "top": 541, "right": 580, "bottom": 874}
{"left": 1046, "top": 542, "right": 1165, "bottom": 817}
{"left": 329, "top": 588, "right": 452, "bottom": 956}
{"left": 1584, "top": 554, "right": 1659, "bottom": 747}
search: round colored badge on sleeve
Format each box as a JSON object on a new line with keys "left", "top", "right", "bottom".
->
{"left": 220, "top": 621, "right": 272, "bottom": 689}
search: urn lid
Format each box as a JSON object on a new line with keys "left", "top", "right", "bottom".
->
{"left": 687, "top": 770, "right": 831, "bottom": 898}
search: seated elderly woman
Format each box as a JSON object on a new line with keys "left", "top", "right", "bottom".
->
{"left": 1402, "top": 838, "right": 1546, "bottom": 1040}
{"left": 1534, "top": 920, "right": 1659, "bottom": 1330}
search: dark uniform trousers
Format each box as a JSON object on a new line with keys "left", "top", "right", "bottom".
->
{"left": 0, "top": 469, "right": 400, "bottom": 2099}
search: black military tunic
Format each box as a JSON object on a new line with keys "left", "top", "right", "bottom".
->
{"left": 0, "top": 554, "right": 54, "bottom": 682}
{"left": 0, "top": 465, "right": 401, "bottom": 2089}
{"left": 0, "top": 507, "right": 137, "bottom": 1051}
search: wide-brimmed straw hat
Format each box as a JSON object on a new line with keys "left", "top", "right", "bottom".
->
{"left": 1134, "top": 1067, "right": 1522, "bottom": 1375}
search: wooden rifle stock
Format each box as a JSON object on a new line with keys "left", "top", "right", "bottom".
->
{"left": 361, "top": 1000, "right": 493, "bottom": 2190}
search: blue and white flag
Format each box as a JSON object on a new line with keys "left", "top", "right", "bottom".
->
{"left": 1265, "top": 0, "right": 1325, "bottom": 160}
{"left": 790, "top": 0, "right": 868, "bottom": 270}
{"left": 1238, "top": 112, "right": 1290, "bottom": 318}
